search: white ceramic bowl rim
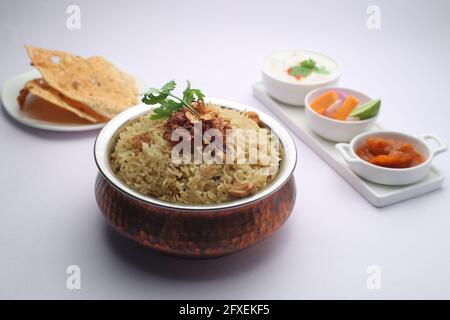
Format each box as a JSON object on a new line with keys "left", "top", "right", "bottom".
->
{"left": 262, "top": 49, "right": 342, "bottom": 86}
{"left": 304, "top": 86, "right": 377, "bottom": 124}
{"left": 342, "top": 130, "right": 446, "bottom": 172}
{"left": 94, "top": 97, "right": 297, "bottom": 211}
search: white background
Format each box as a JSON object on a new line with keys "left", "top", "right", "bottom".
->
{"left": 0, "top": 0, "right": 449, "bottom": 299}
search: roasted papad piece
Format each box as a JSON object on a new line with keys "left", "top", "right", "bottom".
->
{"left": 25, "top": 45, "right": 139, "bottom": 120}
{"left": 18, "top": 79, "right": 107, "bottom": 123}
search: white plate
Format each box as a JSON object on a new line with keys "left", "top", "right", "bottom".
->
{"left": 253, "top": 82, "right": 445, "bottom": 207}
{"left": 1, "top": 69, "right": 148, "bottom": 132}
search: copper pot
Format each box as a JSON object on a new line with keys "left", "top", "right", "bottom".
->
{"left": 94, "top": 98, "right": 297, "bottom": 258}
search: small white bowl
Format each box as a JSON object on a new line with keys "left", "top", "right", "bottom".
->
{"left": 336, "top": 131, "right": 447, "bottom": 186}
{"left": 305, "top": 86, "right": 378, "bottom": 142}
{"left": 262, "top": 49, "right": 341, "bottom": 106}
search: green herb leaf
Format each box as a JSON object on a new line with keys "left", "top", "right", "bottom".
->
{"left": 287, "top": 59, "right": 330, "bottom": 78}
{"left": 182, "top": 81, "right": 204, "bottom": 105}
{"left": 300, "top": 59, "right": 316, "bottom": 69}
{"left": 142, "top": 80, "right": 204, "bottom": 120}
{"left": 288, "top": 65, "right": 313, "bottom": 77}
{"left": 313, "top": 66, "right": 330, "bottom": 74}
{"left": 150, "top": 99, "right": 182, "bottom": 120}
{"left": 161, "top": 80, "right": 176, "bottom": 93}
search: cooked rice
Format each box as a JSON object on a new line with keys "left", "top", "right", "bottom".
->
{"left": 110, "top": 104, "right": 281, "bottom": 204}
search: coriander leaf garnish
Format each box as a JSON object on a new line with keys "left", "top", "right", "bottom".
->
{"left": 142, "top": 80, "right": 203, "bottom": 120}
{"left": 161, "top": 80, "right": 176, "bottom": 92}
{"left": 288, "top": 65, "right": 314, "bottom": 78}
{"left": 150, "top": 99, "right": 182, "bottom": 120}
{"left": 314, "top": 66, "right": 330, "bottom": 74}
{"left": 287, "top": 58, "right": 330, "bottom": 79}
{"left": 300, "top": 59, "right": 316, "bottom": 69}
{"left": 182, "top": 80, "right": 205, "bottom": 105}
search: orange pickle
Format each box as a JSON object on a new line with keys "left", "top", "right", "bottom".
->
{"left": 356, "top": 137, "right": 425, "bottom": 168}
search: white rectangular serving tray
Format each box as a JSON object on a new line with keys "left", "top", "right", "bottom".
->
{"left": 253, "top": 82, "right": 445, "bottom": 207}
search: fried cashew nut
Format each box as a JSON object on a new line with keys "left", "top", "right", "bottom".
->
{"left": 228, "top": 182, "right": 257, "bottom": 198}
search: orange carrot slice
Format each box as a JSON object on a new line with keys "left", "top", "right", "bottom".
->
{"left": 310, "top": 91, "right": 338, "bottom": 113}
{"left": 334, "top": 95, "right": 359, "bottom": 120}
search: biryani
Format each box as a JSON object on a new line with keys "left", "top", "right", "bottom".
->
{"left": 109, "top": 81, "right": 281, "bottom": 205}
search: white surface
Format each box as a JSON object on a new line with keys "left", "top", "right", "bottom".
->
{"left": 254, "top": 83, "right": 445, "bottom": 206}
{"left": 0, "top": 0, "right": 450, "bottom": 299}
{"left": 1, "top": 69, "right": 148, "bottom": 132}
